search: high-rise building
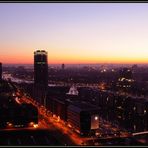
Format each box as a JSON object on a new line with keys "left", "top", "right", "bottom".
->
{"left": 34, "top": 50, "right": 48, "bottom": 106}
{"left": 0, "top": 63, "right": 2, "bottom": 81}
{"left": 61, "top": 63, "right": 65, "bottom": 70}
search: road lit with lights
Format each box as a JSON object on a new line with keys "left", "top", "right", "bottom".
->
{"left": 20, "top": 94, "right": 101, "bottom": 145}
{"left": 20, "top": 96, "right": 82, "bottom": 145}
{"left": 18, "top": 91, "right": 132, "bottom": 146}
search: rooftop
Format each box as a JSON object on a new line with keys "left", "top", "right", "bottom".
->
{"left": 68, "top": 101, "right": 99, "bottom": 113}
{"left": 0, "top": 129, "right": 61, "bottom": 146}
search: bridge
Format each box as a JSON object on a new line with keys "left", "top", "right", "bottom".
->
{"left": 132, "top": 131, "right": 148, "bottom": 136}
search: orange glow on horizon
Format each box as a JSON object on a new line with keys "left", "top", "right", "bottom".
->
{"left": 1, "top": 4, "right": 148, "bottom": 66}
{"left": 2, "top": 56, "right": 148, "bottom": 65}
{"left": 1, "top": 48, "right": 148, "bottom": 65}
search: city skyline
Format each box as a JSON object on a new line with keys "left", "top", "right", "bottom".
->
{"left": 1, "top": 3, "right": 148, "bottom": 64}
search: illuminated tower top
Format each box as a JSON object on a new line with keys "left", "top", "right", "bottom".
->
{"left": 34, "top": 50, "right": 47, "bottom": 55}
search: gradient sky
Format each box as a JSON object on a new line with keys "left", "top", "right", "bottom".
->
{"left": 1, "top": 3, "right": 148, "bottom": 64}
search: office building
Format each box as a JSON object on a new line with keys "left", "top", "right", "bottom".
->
{"left": 34, "top": 50, "right": 48, "bottom": 106}
{"left": 67, "top": 101, "right": 99, "bottom": 136}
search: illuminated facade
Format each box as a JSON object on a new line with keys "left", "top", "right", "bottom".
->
{"left": 34, "top": 50, "right": 48, "bottom": 106}
{"left": 91, "top": 114, "right": 99, "bottom": 130}
{"left": 66, "top": 85, "right": 79, "bottom": 96}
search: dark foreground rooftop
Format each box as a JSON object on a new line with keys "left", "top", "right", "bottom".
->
{"left": 0, "top": 129, "right": 62, "bottom": 146}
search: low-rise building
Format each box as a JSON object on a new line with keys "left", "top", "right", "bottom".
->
{"left": 67, "top": 101, "right": 99, "bottom": 136}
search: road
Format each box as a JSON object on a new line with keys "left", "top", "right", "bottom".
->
{"left": 10, "top": 81, "right": 131, "bottom": 146}
{"left": 20, "top": 96, "right": 82, "bottom": 145}
{"left": 20, "top": 94, "right": 132, "bottom": 146}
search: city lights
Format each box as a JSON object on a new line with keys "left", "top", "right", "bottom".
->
{"left": 1, "top": 3, "right": 148, "bottom": 146}
{"left": 33, "top": 124, "right": 38, "bottom": 128}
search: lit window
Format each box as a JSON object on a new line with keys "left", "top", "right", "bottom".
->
{"left": 37, "top": 62, "right": 46, "bottom": 64}
{"left": 95, "top": 116, "right": 98, "bottom": 120}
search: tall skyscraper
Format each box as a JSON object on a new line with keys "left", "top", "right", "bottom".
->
{"left": 61, "top": 63, "right": 65, "bottom": 70}
{"left": 34, "top": 50, "right": 48, "bottom": 106}
{"left": 0, "top": 63, "right": 2, "bottom": 81}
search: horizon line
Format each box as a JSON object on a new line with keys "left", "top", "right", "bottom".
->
{"left": 2, "top": 63, "right": 148, "bottom": 65}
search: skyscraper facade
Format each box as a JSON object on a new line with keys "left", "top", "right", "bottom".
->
{"left": 0, "top": 63, "right": 2, "bottom": 81}
{"left": 34, "top": 50, "right": 48, "bottom": 106}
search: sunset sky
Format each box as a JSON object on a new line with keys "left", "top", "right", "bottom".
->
{"left": 1, "top": 3, "right": 148, "bottom": 64}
